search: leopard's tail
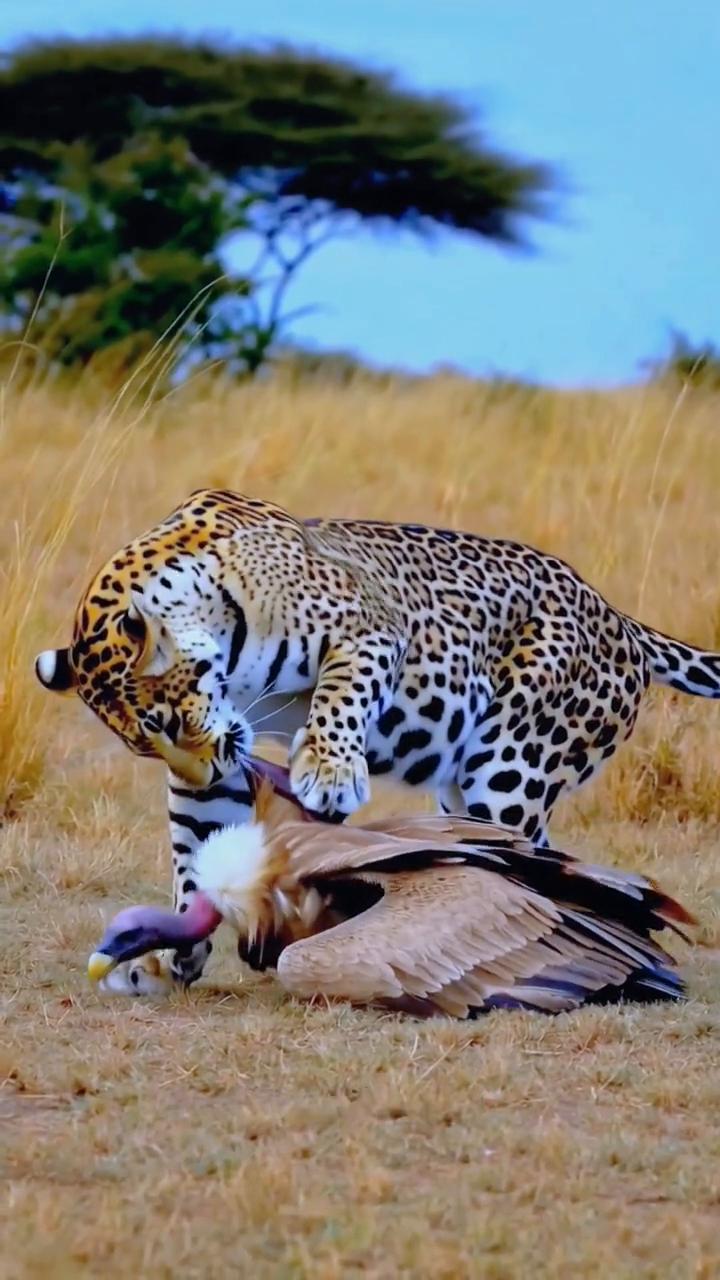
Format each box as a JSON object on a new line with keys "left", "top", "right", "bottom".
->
{"left": 625, "top": 616, "right": 720, "bottom": 698}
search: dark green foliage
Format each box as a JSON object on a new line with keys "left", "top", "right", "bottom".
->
{"left": 0, "top": 133, "right": 246, "bottom": 367}
{"left": 0, "top": 37, "right": 555, "bottom": 374}
{"left": 664, "top": 332, "right": 720, "bottom": 391}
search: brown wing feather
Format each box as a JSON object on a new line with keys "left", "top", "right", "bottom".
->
{"left": 363, "top": 812, "right": 692, "bottom": 925}
{"left": 275, "top": 855, "right": 684, "bottom": 1016}
{"left": 255, "top": 766, "right": 691, "bottom": 931}
{"left": 276, "top": 865, "right": 584, "bottom": 1013}
{"left": 267, "top": 814, "right": 459, "bottom": 879}
{"left": 265, "top": 802, "right": 534, "bottom": 883}
{"left": 267, "top": 805, "right": 691, "bottom": 935}
{"left": 363, "top": 811, "right": 536, "bottom": 851}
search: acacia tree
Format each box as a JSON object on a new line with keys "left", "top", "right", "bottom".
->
{"left": 0, "top": 134, "right": 250, "bottom": 370}
{"left": 0, "top": 38, "right": 555, "bottom": 373}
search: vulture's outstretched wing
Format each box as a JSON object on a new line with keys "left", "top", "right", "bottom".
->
{"left": 276, "top": 858, "right": 684, "bottom": 1017}
{"left": 270, "top": 802, "right": 691, "bottom": 937}
{"left": 362, "top": 812, "right": 691, "bottom": 928}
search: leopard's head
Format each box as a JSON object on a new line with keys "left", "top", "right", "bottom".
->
{"left": 34, "top": 491, "right": 268, "bottom": 785}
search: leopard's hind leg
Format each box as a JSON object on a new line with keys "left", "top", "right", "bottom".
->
{"left": 456, "top": 615, "right": 647, "bottom": 844}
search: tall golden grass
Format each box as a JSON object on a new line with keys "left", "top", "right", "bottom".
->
{"left": 2, "top": 364, "right": 720, "bottom": 824}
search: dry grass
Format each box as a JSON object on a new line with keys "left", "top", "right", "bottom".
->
{"left": 2, "top": 368, "right": 720, "bottom": 1277}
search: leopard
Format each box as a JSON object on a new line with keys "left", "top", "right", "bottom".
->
{"left": 36, "top": 488, "right": 720, "bottom": 994}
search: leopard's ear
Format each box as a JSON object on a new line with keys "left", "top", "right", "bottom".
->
{"left": 35, "top": 647, "right": 77, "bottom": 695}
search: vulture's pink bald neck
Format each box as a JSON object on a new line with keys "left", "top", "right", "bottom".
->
{"left": 97, "top": 892, "right": 223, "bottom": 957}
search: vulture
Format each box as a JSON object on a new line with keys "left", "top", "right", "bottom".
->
{"left": 88, "top": 759, "right": 693, "bottom": 1017}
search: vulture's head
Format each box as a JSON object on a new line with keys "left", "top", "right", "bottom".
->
{"left": 87, "top": 894, "right": 223, "bottom": 983}
{"left": 88, "top": 795, "right": 291, "bottom": 985}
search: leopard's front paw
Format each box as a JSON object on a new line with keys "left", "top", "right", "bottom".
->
{"left": 289, "top": 727, "right": 370, "bottom": 819}
{"left": 98, "top": 953, "right": 174, "bottom": 998}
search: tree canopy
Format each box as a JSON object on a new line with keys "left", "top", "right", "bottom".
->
{"left": 0, "top": 38, "right": 556, "bottom": 375}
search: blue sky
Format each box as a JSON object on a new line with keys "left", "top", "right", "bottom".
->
{"left": 4, "top": 1, "right": 719, "bottom": 385}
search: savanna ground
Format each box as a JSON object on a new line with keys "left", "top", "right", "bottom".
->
{"left": 2, "top": 360, "right": 720, "bottom": 1278}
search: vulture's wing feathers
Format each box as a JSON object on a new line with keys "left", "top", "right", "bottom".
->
{"left": 364, "top": 810, "right": 537, "bottom": 851}
{"left": 362, "top": 811, "right": 692, "bottom": 932}
{"left": 272, "top": 804, "right": 692, "bottom": 938}
{"left": 276, "top": 854, "right": 684, "bottom": 1017}
{"left": 256, "top": 784, "right": 689, "bottom": 1015}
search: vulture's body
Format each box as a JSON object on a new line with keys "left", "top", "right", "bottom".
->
{"left": 90, "top": 761, "right": 692, "bottom": 1018}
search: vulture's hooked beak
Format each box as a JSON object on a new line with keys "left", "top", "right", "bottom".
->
{"left": 88, "top": 950, "right": 118, "bottom": 982}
